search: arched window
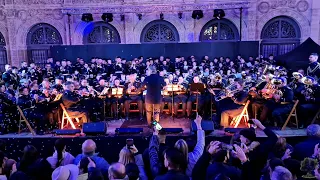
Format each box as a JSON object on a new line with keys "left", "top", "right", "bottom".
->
{"left": 141, "top": 20, "right": 180, "bottom": 43}
{"left": 261, "top": 16, "right": 301, "bottom": 57}
{"left": 200, "top": 19, "right": 239, "bottom": 41}
{"left": 27, "top": 23, "right": 62, "bottom": 67}
{"left": 83, "top": 22, "right": 121, "bottom": 44}
{"left": 0, "top": 32, "right": 7, "bottom": 72}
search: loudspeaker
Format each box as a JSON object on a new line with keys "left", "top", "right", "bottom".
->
{"left": 81, "top": 13, "right": 93, "bottom": 22}
{"left": 54, "top": 129, "right": 81, "bottom": 135}
{"left": 83, "top": 122, "right": 107, "bottom": 135}
{"left": 213, "top": 9, "right": 225, "bottom": 19}
{"left": 192, "top": 10, "right": 203, "bottom": 20}
{"left": 191, "top": 120, "right": 214, "bottom": 135}
{"left": 161, "top": 128, "right": 183, "bottom": 134}
{"left": 115, "top": 128, "right": 143, "bottom": 135}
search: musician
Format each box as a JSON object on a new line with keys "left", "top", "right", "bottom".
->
{"left": 18, "top": 87, "right": 46, "bottom": 135}
{"left": 110, "top": 79, "right": 125, "bottom": 119}
{"left": 220, "top": 78, "right": 249, "bottom": 128}
{"left": 173, "top": 76, "right": 188, "bottom": 118}
{"left": 61, "top": 81, "right": 89, "bottom": 124}
{"left": 307, "top": 53, "right": 320, "bottom": 81}
{"left": 124, "top": 73, "right": 143, "bottom": 121}
{"left": 53, "top": 76, "right": 64, "bottom": 92}
{"left": 296, "top": 76, "right": 320, "bottom": 127}
{"left": 2, "top": 65, "right": 16, "bottom": 88}
{"left": 187, "top": 75, "right": 205, "bottom": 118}
{"left": 259, "top": 77, "right": 294, "bottom": 126}
{"left": 161, "top": 77, "right": 173, "bottom": 115}
{"left": 0, "top": 83, "right": 15, "bottom": 134}
{"left": 140, "top": 66, "right": 165, "bottom": 125}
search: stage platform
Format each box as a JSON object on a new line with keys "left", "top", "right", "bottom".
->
{"left": 0, "top": 115, "right": 308, "bottom": 163}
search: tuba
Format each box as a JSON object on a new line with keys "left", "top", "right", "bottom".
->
{"left": 270, "top": 77, "right": 284, "bottom": 98}
{"left": 289, "top": 72, "right": 303, "bottom": 89}
{"left": 301, "top": 76, "right": 315, "bottom": 99}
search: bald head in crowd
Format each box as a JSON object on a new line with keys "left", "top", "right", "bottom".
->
{"left": 82, "top": 139, "right": 96, "bottom": 156}
{"left": 307, "top": 124, "right": 320, "bottom": 138}
{"left": 108, "top": 162, "right": 126, "bottom": 180}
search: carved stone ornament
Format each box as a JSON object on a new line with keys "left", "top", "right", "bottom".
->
{"left": 0, "top": 10, "right": 5, "bottom": 21}
{"left": 53, "top": 9, "right": 64, "bottom": 20}
{"left": 17, "top": 10, "right": 28, "bottom": 21}
{"left": 13, "top": 0, "right": 63, "bottom": 5}
{"left": 258, "top": 2, "right": 270, "bottom": 14}
{"left": 297, "top": 0, "right": 309, "bottom": 12}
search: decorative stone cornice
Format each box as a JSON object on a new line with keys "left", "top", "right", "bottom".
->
{"left": 62, "top": 2, "right": 251, "bottom": 14}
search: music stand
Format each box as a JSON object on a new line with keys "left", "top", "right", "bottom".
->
{"left": 190, "top": 83, "right": 205, "bottom": 115}
{"left": 98, "top": 87, "right": 109, "bottom": 125}
{"left": 110, "top": 87, "right": 124, "bottom": 121}
{"left": 164, "top": 84, "right": 181, "bottom": 122}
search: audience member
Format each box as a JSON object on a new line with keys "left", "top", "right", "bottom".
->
{"left": 270, "top": 166, "right": 292, "bottom": 180}
{"left": 292, "top": 124, "right": 320, "bottom": 161}
{"left": 74, "top": 139, "right": 110, "bottom": 171}
{"left": 51, "top": 164, "right": 79, "bottom": 180}
{"left": 47, "top": 139, "right": 75, "bottom": 169}
{"left": 108, "top": 162, "right": 128, "bottom": 180}
{"left": 174, "top": 114, "right": 204, "bottom": 177}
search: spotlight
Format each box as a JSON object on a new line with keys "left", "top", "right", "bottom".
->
{"left": 160, "top": 12, "right": 164, "bottom": 20}
{"left": 213, "top": 9, "right": 225, "bottom": 19}
{"left": 81, "top": 13, "right": 93, "bottom": 22}
{"left": 120, "top": 14, "right": 125, "bottom": 21}
{"left": 137, "top": 13, "right": 142, "bottom": 20}
{"left": 192, "top": 10, "right": 203, "bottom": 20}
{"left": 102, "top": 13, "right": 113, "bottom": 22}
{"left": 178, "top": 12, "right": 182, "bottom": 19}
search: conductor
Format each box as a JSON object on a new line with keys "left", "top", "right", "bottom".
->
{"left": 140, "top": 66, "right": 166, "bottom": 126}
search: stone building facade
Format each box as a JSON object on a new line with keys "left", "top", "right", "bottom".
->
{"left": 0, "top": 0, "right": 319, "bottom": 69}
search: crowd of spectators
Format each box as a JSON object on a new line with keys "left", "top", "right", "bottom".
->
{"left": 1, "top": 116, "right": 320, "bottom": 180}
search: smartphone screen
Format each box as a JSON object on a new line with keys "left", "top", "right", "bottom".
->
{"left": 126, "top": 139, "right": 134, "bottom": 148}
{"left": 152, "top": 121, "right": 162, "bottom": 130}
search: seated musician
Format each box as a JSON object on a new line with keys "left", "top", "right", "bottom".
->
{"left": 0, "top": 83, "right": 16, "bottom": 134}
{"left": 52, "top": 76, "right": 64, "bottom": 93}
{"left": 174, "top": 76, "right": 188, "bottom": 118}
{"left": 161, "top": 77, "right": 172, "bottom": 115}
{"left": 259, "top": 77, "right": 294, "bottom": 126}
{"left": 220, "top": 78, "right": 249, "bottom": 128}
{"left": 95, "top": 77, "right": 111, "bottom": 118}
{"left": 61, "top": 81, "right": 89, "bottom": 124}
{"left": 17, "top": 87, "right": 46, "bottom": 135}
{"left": 124, "top": 73, "right": 143, "bottom": 121}
{"left": 296, "top": 76, "right": 320, "bottom": 127}
{"left": 206, "top": 73, "right": 224, "bottom": 118}
{"left": 250, "top": 73, "right": 273, "bottom": 119}
{"left": 110, "top": 79, "right": 125, "bottom": 119}
{"left": 187, "top": 75, "right": 205, "bottom": 118}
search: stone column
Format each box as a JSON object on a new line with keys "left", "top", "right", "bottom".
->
{"left": 310, "top": 0, "right": 320, "bottom": 43}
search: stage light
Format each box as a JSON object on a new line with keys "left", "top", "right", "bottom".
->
{"left": 213, "top": 9, "right": 225, "bottom": 19}
{"left": 137, "top": 13, "right": 142, "bottom": 20}
{"left": 160, "top": 12, "right": 164, "bottom": 20}
{"left": 192, "top": 10, "right": 203, "bottom": 20}
{"left": 178, "top": 12, "right": 183, "bottom": 19}
{"left": 102, "top": 13, "right": 113, "bottom": 22}
{"left": 120, "top": 14, "right": 125, "bottom": 21}
{"left": 81, "top": 13, "right": 93, "bottom": 22}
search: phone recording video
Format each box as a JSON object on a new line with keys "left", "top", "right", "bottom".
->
{"left": 152, "top": 121, "right": 163, "bottom": 131}
{"left": 126, "top": 138, "right": 134, "bottom": 149}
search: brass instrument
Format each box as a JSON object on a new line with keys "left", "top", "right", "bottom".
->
{"left": 289, "top": 72, "right": 303, "bottom": 89}
{"left": 301, "top": 76, "right": 315, "bottom": 99}
{"left": 214, "top": 83, "right": 241, "bottom": 101}
{"left": 270, "top": 77, "right": 284, "bottom": 100}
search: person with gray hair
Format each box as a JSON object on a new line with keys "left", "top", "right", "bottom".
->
{"left": 270, "top": 166, "right": 293, "bottom": 180}
{"left": 292, "top": 124, "right": 320, "bottom": 161}
{"left": 140, "top": 65, "right": 165, "bottom": 126}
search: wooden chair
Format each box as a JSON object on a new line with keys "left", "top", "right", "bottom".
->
{"left": 281, "top": 100, "right": 299, "bottom": 130}
{"left": 17, "top": 106, "right": 36, "bottom": 136}
{"left": 311, "top": 108, "right": 320, "bottom": 124}
{"left": 60, "top": 103, "right": 80, "bottom": 129}
{"left": 230, "top": 100, "right": 250, "bottom": 128}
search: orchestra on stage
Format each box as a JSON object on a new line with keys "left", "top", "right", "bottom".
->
{"left": 0, "top": 53, "right": 319, "bottom": 135}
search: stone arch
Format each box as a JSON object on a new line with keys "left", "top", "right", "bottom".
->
{"left": 16, "top": 17, "right": 66, "bottom": 47}
{"left": 194, "top": 10, "right": 248, "bottom": 42}
{"left": 257, "top": 9, "right": 310, "bottom": 41}
{"left": 134, "top": 14, "right": 186, "bottom": 43}
{"left": 73, "top": 16, "right": 125, "bottom": 45}
{"left": 199, "top": 18, "right": 240, "bottom": 41}
{"left": 140, "top": 20, "right": 180, "bottom": 43}
{"left": 83, "top": 21, "right": 121, "bottom": 44}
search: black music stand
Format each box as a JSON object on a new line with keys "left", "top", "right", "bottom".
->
{"left": 190, "top": 83, "right": 205, "bottom": 116}
{"left": 110, "top": 87, "right": 124, "bottom": 121}
{"left": 98, "top": 87, "right": 110, "bottom": 126}
{"left": 164, "top": 84, "right": 181, "bottom": 122}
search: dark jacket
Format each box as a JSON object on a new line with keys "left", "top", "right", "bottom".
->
{"left": 192, "top": 151, "right": 211, "bottom": 180}
{"left": 141, "top": 74, "right": 165, "bottom": 104}
{"left": 242, "top": 128, "right": 278, "bottom": 180}
{"left": 17, "top": 158, "right": 53, "bottom": 180}
{"left": 155, "top": 170, "right": 189, "bottom": 180}
{"left": 292, "top": 137, "right": 320, "bottom": 161}
{"left": 61, "top": 90, "right": 80, "bottom": 109}
{"left": 206, "top": 162, "right": 241, "bottom": 180}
